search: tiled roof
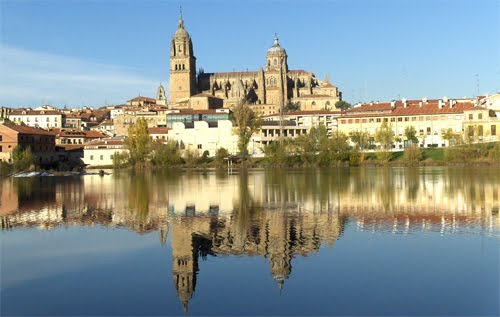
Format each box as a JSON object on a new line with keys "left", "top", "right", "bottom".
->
{"left": 285, "top": 110, "right": 342, "bottom": 115}
{"left": 148, "top": 127, "right": 170, "bottom": 134}
{"left": 340, "top": 101, "right": 475, "bottom": 118}
{"left": 288, "top": 69, "right": 312, "bottom": 75}
{"left": 3, "top": 124, "right": 55, "bottom": 135}
{"left": 10, "top": 110, "right": 61, "bottom": 115}
{"left": 85, "top": 138, "right": 125, "bottom": 147}
{"left": 128, "top": 96, "right": 156, "bottom": 103}
{"left": 57, "top": 144, "right": 84, "bottom": 151}
{"left": 84, "top": 130, "right": 107, "bottom": 138}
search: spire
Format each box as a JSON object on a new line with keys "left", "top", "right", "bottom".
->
{"left": 178, "top": 6, "right": 184, "bottom": 29}
{"left": 183, "top": 300, "right": 189, "bottom": 314}
{"left": 274, "top": 33, "right": 279, "bottom": 46}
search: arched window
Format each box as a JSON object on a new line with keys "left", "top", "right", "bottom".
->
{"left": 175, "top": 64, "right": 178, "bottom": 70}
{"left": 183, "top": 64, "right": 185, "bottom": 70}
{"left": 179, "top": 45, "right": 182, "bottom": 52}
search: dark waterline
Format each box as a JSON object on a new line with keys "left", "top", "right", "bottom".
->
{"left": 1, "top": 167, "right": 499, "bottom": 316}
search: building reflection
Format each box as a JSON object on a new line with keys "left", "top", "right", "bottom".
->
{"left": 1, "top": 168, "right": 499, "bottom": 312}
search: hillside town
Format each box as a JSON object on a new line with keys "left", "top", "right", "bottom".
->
{"left": 1, "top": 12, "right": 499, "bottom": 169}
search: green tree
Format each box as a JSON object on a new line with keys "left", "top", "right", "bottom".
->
{"left": 149, "top": 140, "right": 181, "bottom": 166}
{"left": 214, "top": 147, "right": 230, "bottom": 167}
{"left": 335, "top": 100, "right": 352, "bottom": 111}
{"left": 112, "top": 151, "right": 129, "bottom": 169}
{"left": 350, "top": 130, "right": 370, "bottom": 150}
{"left": 375, "top": 121, "right": 394, "bottom": 162}
{"left": 284, "top": 100, "right": 300, "bottom": 112}
{"left": 265, "top": 140, "right": 289, "bottom": 166}
{"left": 375, "top": 121, "right": 395, "bottom": 151}
{"left": 404, "top": 126, "right": 419, "bottom": 146}
{"left": 232, "top": 101, "right": 261, "bottom": 160}
{"left": 126, "top": 118, "right": 150, "bottom": 166}
{"left": 330, "top": 131, "right": 350, "bottom": 163}
{"left": 12, "top": 146, "right": 37, "bottom": 172}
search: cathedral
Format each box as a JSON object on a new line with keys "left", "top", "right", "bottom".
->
{"left": 169, "top": 12, "right": 342, "bottom": 115}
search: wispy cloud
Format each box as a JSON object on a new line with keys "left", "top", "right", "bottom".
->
{"left": 0, "top": 45, "right": 164, "bottom": 107}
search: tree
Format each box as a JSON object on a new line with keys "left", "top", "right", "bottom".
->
{"left": 12, "top": 146, "right": 37, "bottom": 172}
{"left": 126, "top": 118, "right": 150, "bottom": 166}
{"left": 374, "top": 121, "right": 394, "bottom": 162}
{"left": 232, "top": 101, "right": 261, "bottom": 159}
{"left": 112, "top": 151, "right": 129, "bottom": 169}
{"left": 284, "top": 100, "right": 300, "bottom": 112}
{"left": 335, "top": 100, "right": 352, "bottom": 111}
{"left": 214, "top": 147, "right": 229, "bottom": 167}
{"left": 149, "top": 140, "right": 181, "bottom": 166}
{"left": 350, "top": 130, "right": 370, "bottom": 150}
{"left": 442, "top": 128, "right": 462, "bottom": 146}
{"left": 404, "top": 126, "right": 419, "bottom": 146}
{"left": 375, "top": 121, "right": 394, "bottom": 151}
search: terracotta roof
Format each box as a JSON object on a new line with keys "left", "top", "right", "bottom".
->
{"left": 10, "top": 109, "right": 61, "bottom": 115}
{"left": 148, "top": 127, "right": 170, "bottom": 134}
{"left": 464, "top": 106, "right": 489, "bottom": 111}
{"left": 84, "top": 130, "right": 107, "bottom": 138}
{"left": 285, "top": 110, "right": 343, "bottom": 115}
{"left": 128, "top": 96, "right": 156, "bottom": 103}
{"left": 57, "top": 144, "right": 84, "bottom": 151}
{"left": 85, "top": 138, "right": 125, "bottom": 147}
{"left": 340, "top": 101, "right": 474, "bottom": 119}
{"left": 3, "top": 125, "right": 55, "bottom": 135}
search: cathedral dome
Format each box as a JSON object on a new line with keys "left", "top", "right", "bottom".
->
{"left": 267, "top": 34, "right": 286, "bottom": 54}
{"left": 174, "top": 15, "right": 190, "bottom": 39}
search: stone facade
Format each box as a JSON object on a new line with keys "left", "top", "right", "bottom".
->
{"left": 169, "top": 13, "right": 342, "bottom": 113}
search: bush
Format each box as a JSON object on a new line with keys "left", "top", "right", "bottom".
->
{"left": 113, "top": 151, "right": 130, "bottom": 169}
{"left": 12, "top": 146, "right": 38, "bottom": 172}
{"left": 403, "top": 146, "right": 423, "bottom": 165}
{"left": 488, "top": 143, "right": 500, "bottom": 162}
{"left": 149, "top": 141, "right": 181, "bottom": 167}
{"left": 265, "top": 141, "right": 288, "bottom": 167}
{"left": 214, "top": 147, "right": 229, "bottom": 167}
{"left": 183, "top": 147, "right": 200, "bottom": 167}
{"left": 0, "top": 161, "right": 13, "bottom": 176}
{"left": 376, "top": 151, "right": 392, "bottom": 163}
{"left": 349, "top": 147, "right": 361, "bottom": 166}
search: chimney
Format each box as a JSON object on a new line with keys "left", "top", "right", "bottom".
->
{"left": 438, "top": 100, "right": 443, "bottom": 109}
{"left": 422, "top": 97, "right": 428, "bottom": 104}
{"left": 419, "top": 102, "right": 422, "bottom": 108}
{"left": 402, "top": 98, "right": 407, "bottom": 108}
{"left": 449, "top": 100, "right": 453, "bottom": 108}
{"left": 390, "top": 101, "right": 396, "bottom": 108}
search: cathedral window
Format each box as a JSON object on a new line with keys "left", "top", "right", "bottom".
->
{"left": 175, "top": 65, "right": 178, "bottom": 70}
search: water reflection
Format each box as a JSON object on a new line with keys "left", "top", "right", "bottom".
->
{"left": 1, "top": 167, "right": 499, "bottom": 312}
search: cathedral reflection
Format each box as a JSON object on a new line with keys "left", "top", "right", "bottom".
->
{"left": 1, "top": 168, "right": 499, "bottom": 312}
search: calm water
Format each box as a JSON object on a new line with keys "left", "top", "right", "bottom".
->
{"left": 1, "top": 167, "right": 499, "bottom": 316}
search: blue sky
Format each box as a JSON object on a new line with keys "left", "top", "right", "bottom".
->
{"left": 1, "top": 0, "right": 499, "bottom": 107}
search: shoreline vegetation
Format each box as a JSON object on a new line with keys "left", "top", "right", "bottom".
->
{"left": 2, "top": 113, "right": 499, "bottom": 176}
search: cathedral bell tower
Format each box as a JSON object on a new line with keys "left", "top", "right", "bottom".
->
{"left": 264, "top": 34, "right": 289, "bottom": 106}
{"left": 170, "top": 10, "right": 197, "bottom": 104}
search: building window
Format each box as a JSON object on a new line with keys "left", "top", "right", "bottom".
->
{"left": 478, "top": 125, "right": 483, "bottom": 136}
{"left": 397, "top": 117, "right": 403, "bottom": 122}
{"left": 100, "top": 155, "right": 103, "bottom": 160}
{"left": 376, "top": 118, "right": 381, "bottom": 123}
{"left": 0, "top": 146, "right": 2, "bottom": 152}
{"left": 469, "top": 114, "right": 473, "bottom": 120}
{"left": 90, "top": 155, "right": 94, "bottom": 160}
{"left": 492, "top": 125, "right": 497, "bottom": 136}
{"left": 0, "top": 135, "right": 2, "bottom": 141}
{"left": 427, "top": 127, "right": 431, "bottom": 135}
{"left": 197, "top": 144, "right": 202, "bottom": 149}
{"left": 478, "top": 113, "right": 483, "bottom": 120}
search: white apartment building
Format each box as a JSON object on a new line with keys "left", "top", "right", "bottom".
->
{"left": 9, "top": 109, "right": 63, "bottom": 129}
{"left": 83, "top": 137, "right": 128, "bottom": 167}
